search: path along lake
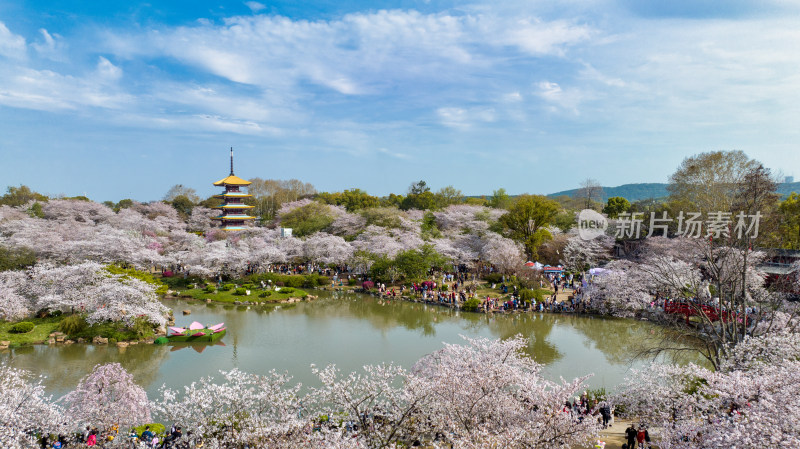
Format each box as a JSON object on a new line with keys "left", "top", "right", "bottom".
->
{"left": 1, "top": 290, "right": 683, "bottom": 397}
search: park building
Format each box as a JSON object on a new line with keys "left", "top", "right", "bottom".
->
{"left": 212, "top": 148, "right": 255, "bottom": 231}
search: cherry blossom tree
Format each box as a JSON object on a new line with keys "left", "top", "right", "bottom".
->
{"left": 0, "top": 204, "right": 28, "bottom": 221}
{"left": 132, "top": 201, "right": 187, "bottom": 233}
{"left": 61, "top": 363, "right": 151, "bottom": 430}
{"left": 0, "top": 363, "right": 66, "bottom": 449}
{"left": 3, "top": 262, "right": 168, "bottom": 326}
{"left": 187, "top": 206, "right": 217, "bottom": 232}
{"left": 434, "top": 204, "right": 505, "bottom": 234}
{"left": 616, "top": 330, "right": 800, "bottom": 449}
{"left": 151, "top": 369, "right": 304, "bottom": 447}
{"left": 275, "top": 198, "right": 314, "bottom": 217}
{"left": 303, "top": 233, "right": 353, "bottom": 266}
{"left": 328, "top": 211, "right": 367, "bottom": 236}
{"left": 42, "top": 199, "right": 115, "bottom": 225}
{"left": 583, "top": 260, "right": 653, "bottom": 318}
{"left": 411, "top": 336, "right": 597, "bottom": 448}
{"left": 480, "top": 232, "right": 525, "bottom": 273}
{"left": 560, "top": 231, "right": 614, "bottom": 272}
{"left": 351, "top": 225, "right": 418, "bottom": 259}
{"left": 0, "top": 270, "right": 29, "bottom": 320}
{"left": 310, "top": 363, "right": 430, "bottom": 448}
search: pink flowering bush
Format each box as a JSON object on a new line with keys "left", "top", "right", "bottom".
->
{"left": 62, "top": 363, "right": 151, "bottom": 430}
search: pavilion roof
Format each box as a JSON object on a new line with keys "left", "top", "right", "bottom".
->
{"left": 213, "top": 175, "right": 252, "bottom": 186}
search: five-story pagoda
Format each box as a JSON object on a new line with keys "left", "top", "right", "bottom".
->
{"left": 212, "top": 148, "right": 255, "bottom": 231}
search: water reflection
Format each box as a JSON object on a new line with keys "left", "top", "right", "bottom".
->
{"left": 1, "top": 291, "right": 696, "bottom": 398}
{"left": 2, "top": 343, "right": 170, "bottom": 397}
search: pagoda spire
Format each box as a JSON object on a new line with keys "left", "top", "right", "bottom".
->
{"left": 230, "top": 147, "right": 234, "bottom": 175}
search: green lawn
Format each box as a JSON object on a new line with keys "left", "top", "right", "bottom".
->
{"left": 0, "top": 315, "right": 157, "bottom": 346}
{"left": 175, "top": 286, "right": 310, "bottom": 304}
{"left": 0, "top": 316, "right": 61, "bottom": 346}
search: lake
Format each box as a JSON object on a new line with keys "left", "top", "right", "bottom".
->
{"left": 1, "top": 290, "right": 678, "bottom": 398}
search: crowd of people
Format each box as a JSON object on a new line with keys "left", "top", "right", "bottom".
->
{"left": 36, "top": 424, "right": 196, "bottom": 449}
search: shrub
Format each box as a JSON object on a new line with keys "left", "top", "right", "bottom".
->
{"left": 243, "top": 283, "right": 255, "bottom": 289}
{"left": 59, "top": 315, "right": 88, "bottom": 335}
{"left": 362, "top": 281, "right": 374, "bottom": 290}
{"left": 302, "top": 274, "right": 328, "bottom": 288}
{"left": 285, "top": 276, "right": 304, "bottom": 288}
{"left": 348, "top": 278, "right": 357, "bottom": 286}
{"left": 0, "top": 245, "right": 36, "bottom": 271}
{"left": 462, "top": 298, "right": 482, "bottom": 312}
{"left": 259, "top": 291, "right": 272, "bottom": 298}
{"left": 234, "top": 288, "right": 247, "bottom": 296}
{"left": 519, "top": 289, "right": 543, "bottom": 303}
{"left": 132, "top": 424, "right": 166, "bottom": 437}
{"left": 586, "top": 387, "right": 608, "bottom": 402}
{"left": 204, "top": 285, "right": 215, "bottom": 293}
{"left": 129, "top": 316, "right": 154, "bottom": 338}
{"left": 483, "top": 273, "right": 504, "bottom": 284}
{"left": 275, "top": 281, "right": 285, "bottom": 287}
{"left": 222, "top": 283, "right": 235, "bottom": 291}
{"left": 279, "top": 287, "right": 295, "bottom": 294}
{"left": 9, "top": 321, "right": 35, "bottom": 334}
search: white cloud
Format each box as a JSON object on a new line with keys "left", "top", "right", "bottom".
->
{"left": 96, "top": 57, "right": 122, "bottom": 81}
{"left": 502, "top": 91, "right": 523, "bottom": 102}
{"left": 437, "top": 106, "right": 496, "bottom": 129}
{"left": 244, "top": 2, "right": 267, "bottom": 13}
{"left": 493, "top": 18, "right": 591, "bottom": 56}
{"left": 535, "top": 81, "right": 583, "bottom": 114}
{"left": 0, "top": 64, "right": 130, "bottom": 111}
{"left": 106, "top": 10, "right": 592, "bottom": 96}
{"left": 377, "top": 147, "right": 411, "bottom": 160}
{"left": 31, "top": 28, "right": 66, "bottom": 60}
{"left": 0, "top": 22, "right": 26, "bottom": 59}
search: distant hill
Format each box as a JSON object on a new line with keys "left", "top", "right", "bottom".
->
{"left": 547, "top": 182, "right": 800, "bottom": 203}
{"left": 777, "top": 182, "right": 800, "bottom": 198}
{"left": 547, "top": 183, "right": 669, "bottom": 203}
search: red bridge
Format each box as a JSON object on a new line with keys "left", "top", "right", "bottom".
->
{"left": 663, "top": 299, "right": 748, "bottom": 324}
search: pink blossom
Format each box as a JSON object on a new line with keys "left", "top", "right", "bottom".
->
{"left": 61, "top": 363, "right": 151, "bottom": 430}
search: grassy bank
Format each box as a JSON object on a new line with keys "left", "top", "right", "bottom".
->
{"left": 0, "top": 314, "right": 157, "bottom": 347}
{"left": 0, "top": 316, "right": 61, "bottom": 346}
{"left": 174, "top": 286, "right": 310, "bottom": 304}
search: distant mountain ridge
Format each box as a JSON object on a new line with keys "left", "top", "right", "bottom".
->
{"left": 547, "top": 182, "right": 800, "bottom": 203}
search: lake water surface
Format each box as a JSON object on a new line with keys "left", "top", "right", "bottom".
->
{"left": 1, "top": 290, "right": 676, "bottom": 398}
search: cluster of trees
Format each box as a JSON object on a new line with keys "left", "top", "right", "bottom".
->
{"left": 615, "top": 322, "right": 800, "bottom": 448}
{"left": 2, "top": 336, "right": 599, "bottom": 449}
{"left": 0, "top": 187, "right": 567, "bottom": 288}
{"left": 3, "top": 149, "right": 800, "bottom": 448}
{"left": 0, "top": 262, "right": 168, "bottom": 324}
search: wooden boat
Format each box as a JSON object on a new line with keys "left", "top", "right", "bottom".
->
{"left": 167, "top": 321, "right": 226, "bottom": 343}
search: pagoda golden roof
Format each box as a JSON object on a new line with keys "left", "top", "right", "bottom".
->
{"left": 213, "top": 175, "right": 252, "bottom": 186}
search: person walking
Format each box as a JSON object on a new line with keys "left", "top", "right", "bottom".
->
{"left": 636, "top": 425, "right": 650, "bottom": 448}
{"left": 625, "top": 424, "right": 637, "bottom": 449}
{"left": 599, "top": 402, "right": 612, "bottom": 429}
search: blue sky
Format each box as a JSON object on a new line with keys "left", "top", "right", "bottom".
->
{"left": 1, "top": 0, "right": 799, "bottom": 202}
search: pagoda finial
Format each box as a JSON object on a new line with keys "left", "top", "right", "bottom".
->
{"left": 230, "top": 147, "right": 234, "bottom": 175}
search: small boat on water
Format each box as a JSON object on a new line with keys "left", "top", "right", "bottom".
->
{"left": 167, "top": 321, "right": 226, "bottom": 343}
